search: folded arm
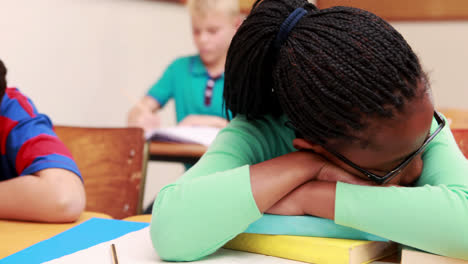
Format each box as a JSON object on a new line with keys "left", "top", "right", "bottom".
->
{"left": 150, "top": 118, "right": 371, "bottom": 261}
{"left": 266, "top": 131, "right": 468, "bottom": 260}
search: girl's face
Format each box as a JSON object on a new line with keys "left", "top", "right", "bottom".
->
{"left": 296, "top": 85, "right": 435, "bottom": 185}
{"left": 333, "top": 92, "right": 434, "bottom": 185}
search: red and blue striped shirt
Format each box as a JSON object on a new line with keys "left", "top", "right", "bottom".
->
{"left": 0, "top": 88, "right": 81, "bottom": 180}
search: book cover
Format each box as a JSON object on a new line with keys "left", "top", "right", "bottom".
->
{"left": 224, "top": 233, "right": 398, "bottom": 264}
{"left": 246, "top": 214, "right": 387, "bottom": 242}
{"left": 401, "top": 248, "right": 468, "bottom": 264}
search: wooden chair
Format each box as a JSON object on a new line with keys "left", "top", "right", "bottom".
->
{"left": 54, "top": 126, "right": 148, "bottom": 219}
{"left": 438, "top": 108, "right": 468, "bottom": 129}
{"left": 451, "top": 128, "right": 468, "bottom": 159}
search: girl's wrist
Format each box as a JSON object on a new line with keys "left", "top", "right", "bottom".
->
{"left": 299, "top": 181, "right": 337, "bottom": 220}
{"left": 292, "top": 151, "right": 327, "bottom": 181}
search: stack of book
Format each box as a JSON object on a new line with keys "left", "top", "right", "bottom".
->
{"left": 223, "top": 214, "right": 398, "bottom": 264}
{"left": 401, "top": 248, "right": 468, "bottom": 264}
{"left": 224, "top": 233, "right": 397, "bottom": 264}
{"left": 223, "top": 215, "right": 468, "bottom": 264}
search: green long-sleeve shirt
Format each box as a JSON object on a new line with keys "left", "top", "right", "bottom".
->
{"left": 150, "top": 114, "right": 468, "bottom": 261}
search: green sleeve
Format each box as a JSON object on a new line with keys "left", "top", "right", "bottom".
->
{"left": 147, "top": 60, "right": 176, "bottom": 107}
{"left": 150, "top": 118, "right": 277, "bottom": 261}
{"left": 335, "top": 119, "right": 468, "bottom": 260}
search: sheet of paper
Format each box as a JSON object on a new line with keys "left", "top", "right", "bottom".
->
{"left": 43, "top": 227, "right": 306, "bottom": 264}
{"left": 145, "top": 126, "right": 220, "bottom": 146}
{"left": 44, "top": 227, "right": 397, "bottom": 264}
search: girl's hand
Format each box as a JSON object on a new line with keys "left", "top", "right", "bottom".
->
{"left": 265, "top": 181, "right": 337, "bottom": 219}
{"left": 313, "top": 155, "right": 376, "bottom": 186}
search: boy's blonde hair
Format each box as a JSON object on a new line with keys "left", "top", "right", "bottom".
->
{"left": 187, "top": 0, "right": 240, "bottom": 18}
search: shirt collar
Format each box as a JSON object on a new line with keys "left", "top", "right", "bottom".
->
{"left": 190, "top": 55, "right": 208, "bottom": 76}
{"left": 190, "top": 55, "right": 225, "bottom": 79}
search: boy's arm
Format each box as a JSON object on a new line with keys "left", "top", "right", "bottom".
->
{"left": 0, "top": 168, "right": 85, "bottom": 222}
{"left": 128, "top": 59, "right": 178, "bottom": 132}
{"left": 127, "top": 96, "right": 161, "bottom": 133}
{"left": 178, "top": 114, "right": 228, "bottom": 129}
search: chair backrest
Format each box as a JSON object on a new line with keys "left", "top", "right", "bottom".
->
{"left": 54, "top": 126, "right": 148, "bottom": 219}
{"left": 438, "top": 108, "right": 468, "bottom": 129}
{"left": 451, "top": 129, "right": 468, "bottom": 159}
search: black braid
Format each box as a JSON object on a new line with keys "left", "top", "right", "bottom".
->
{"left": 0, "top": 59, "right": 7, "bottom": 102}
{"left": 224, "top": 0, "right": 423, "bottom": 146}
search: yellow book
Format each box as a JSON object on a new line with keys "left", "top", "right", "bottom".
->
{"left": 223, "top": 233, "right": 398, "bottom": 264}
{"left": 401, "top": 248, "right": 468, "bottom": 264}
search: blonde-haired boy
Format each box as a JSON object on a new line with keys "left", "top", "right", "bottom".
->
{"left": 128, "top": 0, "right": 242, "bottom": 132}
{"left": 187, "top": 0, "right": 240, "bottom": 18}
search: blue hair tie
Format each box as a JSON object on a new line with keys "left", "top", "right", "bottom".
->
{"left": 273, "top": 7, "right": 308, "bottom": 50}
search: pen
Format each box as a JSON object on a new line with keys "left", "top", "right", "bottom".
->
{"left": 111, "top": 244, "right": 119, "bottom": 264}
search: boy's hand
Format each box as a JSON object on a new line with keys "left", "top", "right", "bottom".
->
{"left": 127, "top": 97, "right": 161, "bottom": 133}
{"left": 178, "top": 115, "right": 207, "bottom": 127}
{"left": 178, "top": 115, "right": 228, "bottom": 128}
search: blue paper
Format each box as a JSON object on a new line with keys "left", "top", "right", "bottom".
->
{"left": 1, "top": 218, "right": 149, "bottom": 264}
{"left": 245, "top": 214, "right": 387, "bottom": 242}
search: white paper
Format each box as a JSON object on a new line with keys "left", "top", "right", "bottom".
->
{"left": 43, "top": 227, "right": 304, "bottom": 264}
{"left": 145, "top": 126, "right": 220, "bottom": 147}
{"left": 44, "top": 227, "right": 396, "bottom": 264}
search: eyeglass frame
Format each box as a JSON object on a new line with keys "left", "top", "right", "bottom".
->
{"left": 287, "top": 110, "right": 446, "bottom": 185}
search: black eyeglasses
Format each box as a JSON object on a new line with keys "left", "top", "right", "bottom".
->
{"left": 287, "top": 111, "right": 445, "bottom": 185}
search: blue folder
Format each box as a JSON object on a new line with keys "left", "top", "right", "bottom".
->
{"left": 1, "top": 218, "right": 149, "bottom": 264}
{"left": 245, "top": 214, "right": 387, "bottom": 242}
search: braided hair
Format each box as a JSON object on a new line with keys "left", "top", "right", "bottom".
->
{"left": 223, "top": 0, "right": 423, "bottom": 146}
{"left": 0, "top": 59, "right": 6, "bottom": 102}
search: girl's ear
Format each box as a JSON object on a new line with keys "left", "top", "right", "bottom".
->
{"left": 292, "top": 138, "right": 328, "bottom": 155}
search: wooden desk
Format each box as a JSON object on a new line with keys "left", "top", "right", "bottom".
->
{"left": 0, "top": 211, "right": 111, "bottom": 259}
{"left": 149, "top": 141, "right": 207, "bottom": 163}
{"left": 123, "top": 214, "right": 152, "bottom": 223}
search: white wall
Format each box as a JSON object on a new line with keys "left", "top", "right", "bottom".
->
{"left": 1, "top": 0, "right": 468, "bottom": 209}
{"left": 0, "top": 0, "right": 192, "bottom": 209}
{"left": 394, "top": 21, "right": 468, "bottom": 108}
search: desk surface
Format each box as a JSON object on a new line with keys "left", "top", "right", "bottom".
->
{"left": 2, "top": 213, "right": 400, "bottom": 263}
{"left": 0, "top": 211, "right": 111, "bottom": 259}
{"left": 149, "top": 141, "right": 207, "bottom": 163}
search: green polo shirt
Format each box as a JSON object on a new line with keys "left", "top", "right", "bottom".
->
{"left": 147, "top": 55, "right": 228, "bottom": 123}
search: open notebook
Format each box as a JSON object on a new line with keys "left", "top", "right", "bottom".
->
{"left": 145, "top": 126, "right": 220, "bottom": 146}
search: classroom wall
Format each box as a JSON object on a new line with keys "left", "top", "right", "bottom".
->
{"left": 1, "top": 0, "right": 467, "bottom": 209}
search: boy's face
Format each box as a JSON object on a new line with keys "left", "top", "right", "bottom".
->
{"left": 191, "top": 10, "right": 239, "bottom": 68}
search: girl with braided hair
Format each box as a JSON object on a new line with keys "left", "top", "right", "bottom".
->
{"left": 150, "top": 0, "right": 468, "bottom": 261}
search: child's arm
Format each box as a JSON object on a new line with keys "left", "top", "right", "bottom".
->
{"left": 332, "top": 125, "right": 468, "bottom": 259}
{"left": 0, "top": 168, "right": 85, "bottom": 222}
{"left": 266, "top": 124, "right": 468, "bottom": 260}
{"left": 178, "top": 115, "right": 228, "bottom": 128}
{"left": 127, "top": 96, "right": 161, "bottom": 133}
{"left": 150, "top": 117, "right": 367, "bottom": 261}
